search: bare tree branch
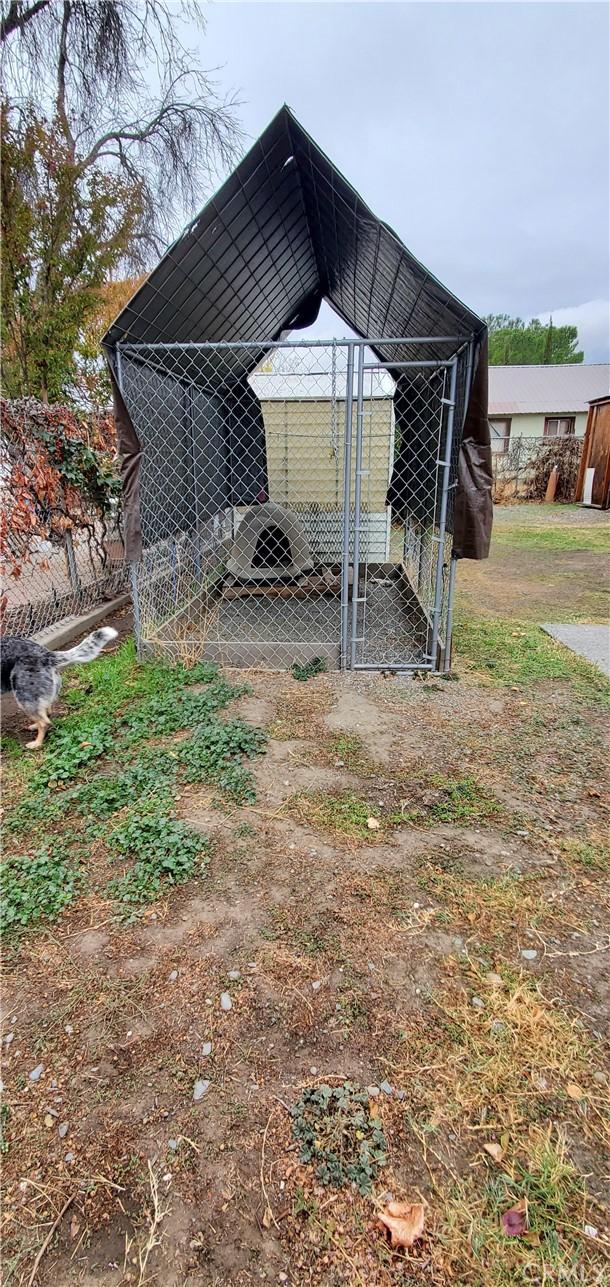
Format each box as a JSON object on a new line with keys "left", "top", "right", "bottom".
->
{"left": 0, "top": 0, "right": 50, "bottom": 42}
{"left": 2, "top": 0, "right": 243, "bottom": 249}
{"left": 55, "top": 0, "right": 75, "bottom": 155}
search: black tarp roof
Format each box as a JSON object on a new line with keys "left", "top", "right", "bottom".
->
{"left": 105, "top": 105, "right": 492, "bottom": 563}
{"left": 104, "top": 104, "right": 484, "bottom": 362}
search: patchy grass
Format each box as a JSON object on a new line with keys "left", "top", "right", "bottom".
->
{"left": 320, "top": 732, "right": 374, "bottom": 774}
{"left": 492, "top": 521, "right": 610, "bottom": 554}
{"left": 438, "top": 1127, "right": 600, "bottom": 1287}
{"left": 3, "top": 511, "right": 609, "bottom": 1287}
{"left": 396, "top": 773, "right": 502, "bottom": 828}
{"left": 455, "top": 616, "right": 610, "bottom": 703}
{"left": 2, "top": 640, "right": 266, "bottom": 942}
{"left": 560, "top": 836, "right": 610, "bottom": 875}
{"left": 287, "top": 789, "right": 381, "bottom": 842}
{"left": 386, "top": 965, "right": 605, "bottom": 1143}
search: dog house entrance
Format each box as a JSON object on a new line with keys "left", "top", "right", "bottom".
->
{"left": 253, "top": 526, "right": 291, "bottom": 569}
{"left": 121, "top": 338, "right": 469, "bottom": 672}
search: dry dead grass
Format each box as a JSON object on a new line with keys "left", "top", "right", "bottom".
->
{"left": 267, "top": 677, "right": 334, "bottom": 740}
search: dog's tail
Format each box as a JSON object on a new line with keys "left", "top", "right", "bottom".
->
{"left": 52, "top": 627, "right": 118, "bottom": 669}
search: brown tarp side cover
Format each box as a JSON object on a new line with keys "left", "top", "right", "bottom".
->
{"left": 103, "top": 105, "right": 492, "bottom": 563}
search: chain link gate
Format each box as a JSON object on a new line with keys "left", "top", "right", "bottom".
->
{"left": 117, "top": 337, "right": 466, "bottom": 672}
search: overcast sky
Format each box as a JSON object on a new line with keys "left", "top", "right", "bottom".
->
{"left": 194, "top": 1, "right": 609, "bottom": 361}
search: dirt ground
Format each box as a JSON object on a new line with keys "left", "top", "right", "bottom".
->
{"left": 2, "top": 506, "right": 609, "bottom": 1286}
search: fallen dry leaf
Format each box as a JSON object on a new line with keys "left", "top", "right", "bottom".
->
{"left": 70, "top": 1214, "right": 80, "bottom": 1240}
{"left": 379, "top": 1201, "right": 425, "bottom": 1249}
{"left": 566, "top": 1083, "right": 585, "bottom": 1100}
{"left": 501, "top": 1200, "right": 527, "bottom": 1237}
{"left": 367, "top": 817, "right": 380, "bottom": 831}
{"left": 483, "top": 1141, "right": 504, "bottom": 1163}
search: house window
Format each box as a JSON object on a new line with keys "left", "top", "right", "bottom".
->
{"left": 489, "top": 417, "right": 511, "bottom": 453}
{"left": 544, "top": 416, "right": 575, "bottom": 437}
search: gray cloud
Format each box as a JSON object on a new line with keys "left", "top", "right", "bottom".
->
{"left": 196, "top": 2, "right": 609, "bottom": 359}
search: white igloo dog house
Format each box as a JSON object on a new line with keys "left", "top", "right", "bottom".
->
{"left": 227, "top": 502, "right": 314, "bottom": 582}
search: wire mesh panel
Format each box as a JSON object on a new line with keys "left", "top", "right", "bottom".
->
{"left": 349, "top": 349, "right": 457, "bottom": 671}
{"left": 1, "top": 525, "right": 126, "bottom": 638}
{"left": 119, "top": 339, "right": 464, "bottom": 671}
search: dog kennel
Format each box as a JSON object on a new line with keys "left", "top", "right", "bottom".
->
{"left": 104, "top": 106, "right": 492, "bottom": 672}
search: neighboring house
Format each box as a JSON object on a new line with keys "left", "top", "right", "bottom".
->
{"left": 488, "top": 363, "right": 610, "bottom": 454}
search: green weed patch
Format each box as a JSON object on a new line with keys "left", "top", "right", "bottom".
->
{"left": 1, "top": 846, "right": 82, "bottom": 939}
{"left": 291, "top": 1082, "right": 387, "bottom": 1195}
{"left": 107, "top": 802, "right": 209, "bottom": 906}
{"left": 179, "top": 718, "right": 266, "bottom": 802}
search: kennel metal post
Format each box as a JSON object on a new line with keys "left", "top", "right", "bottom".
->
{"left": 116, "top": 342, "right": 143, "bottom": 654}
{"left": 340, "top": 344, "right": 355, "bottom": 670}
{"left": 428, "top": 355, "right": 458, "bottom": 667}
{"left": 442, "top": 553, "right": 459, "bottom": 671}
{"left": 349, "top": 344, "right": 366, "bottom": 669}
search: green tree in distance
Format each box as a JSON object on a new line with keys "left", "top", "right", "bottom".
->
{"left": 485, "top": 315, "right": 584, "bottom": 365}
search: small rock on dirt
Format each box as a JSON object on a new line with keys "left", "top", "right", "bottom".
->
{"left": 367, "top": 1085, "right": 380, "bottom": 1097}
{"left": 379, "top": 1081, "right": 393, "bottom": 1095}
{"left": 220, "top": 993, "right": 232, "bottom": 1012}
{"left": 521, "top": 949, "right": 538, "bottom": 961}
{"left": 168, "top": 1138, "right": 178, "bottom": 1151}
{"left": 193, "top": 1079, "right": 211, "bottom": 1102}
{"left": 471, "top": 996, "right": 485, "bottom": 1010}
{"left": 169, "top": 970, "right": 179, "bottom": 982}
{"left": 228, "top": 969, "right": 241, "bottom": 981}
{"left": 201, "top": 1042, "right": 212, "bottom": 1057}
{"left": 485, "top": 973, "right": 503, "bottom": 987}
{"left": 58, "top": 1122, "right": 69, "bottom": 1138}
{"left": 28, "top": 1064, "right": 44, "bottom": 1082}
{"left": 64, "top": 1152, "right": 74, "bottom": 1163}
{"left": 311, "top": 981, "right": 321, "bottom": 991}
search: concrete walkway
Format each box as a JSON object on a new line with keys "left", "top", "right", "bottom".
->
{"left": 543, "top": 624, "right": 610, "bottom": 678}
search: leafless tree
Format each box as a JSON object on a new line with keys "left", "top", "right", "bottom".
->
{"left": 1, "top": 0, "right": 243, "bottom": 251}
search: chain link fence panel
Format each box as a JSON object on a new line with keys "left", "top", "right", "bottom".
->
{"left": 120, "top": 340, "right": 467, "bottom": 671}
{"left": 1, "top": 525, "right": 127, "bottom": 638}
